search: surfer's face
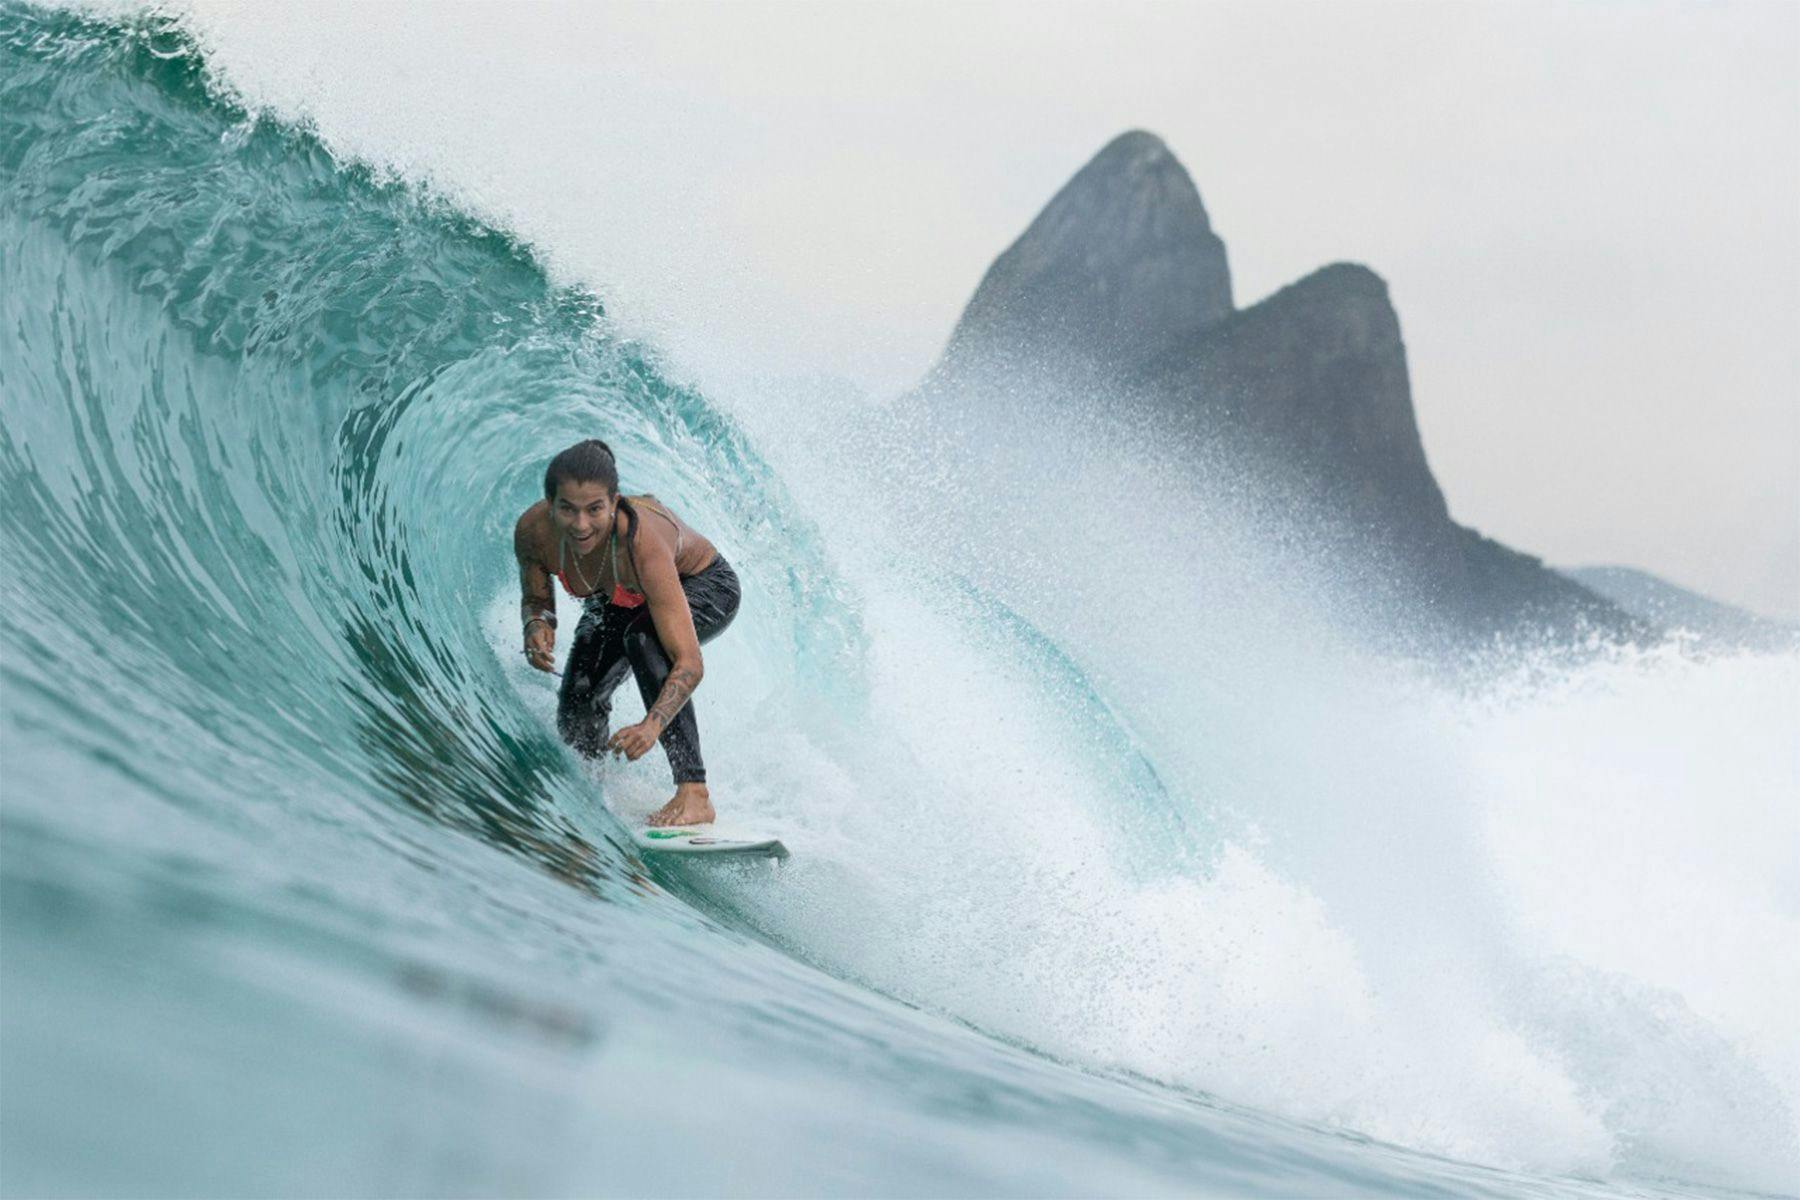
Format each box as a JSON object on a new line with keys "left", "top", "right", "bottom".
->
{"left": 553, "top": 480, "right": 614, "bottom": 554}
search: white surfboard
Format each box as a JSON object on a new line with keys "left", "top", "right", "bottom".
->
{"left": 631, "top": 824, "right": 789, "bottom": 860}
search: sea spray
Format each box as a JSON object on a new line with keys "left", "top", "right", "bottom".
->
{"left": 696, "top": 378, "right": 1800, "bottom": 1190}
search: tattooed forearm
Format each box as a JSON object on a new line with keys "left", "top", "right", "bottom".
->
{"left": 647, "top": 665, "right": 701, "bottom": 727}
{"left": 520, "top": 594, "right": 552, "bottom": 627}
{"left": 514, "top": 512, "right": 555, "bottom": 627}
{"left": 517, "top": 564, "right": 553, "bottom": 627}
{"left": 518, "top": 561, "right": 554, "bottom": 627}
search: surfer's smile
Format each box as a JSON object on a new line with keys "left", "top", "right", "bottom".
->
{"left": 552, "top": 479, "right": 615, "bottom": 554}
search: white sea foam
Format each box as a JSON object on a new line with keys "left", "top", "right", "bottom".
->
{"left": 665, "top": 388, "right": 1800, "bottom": 1191}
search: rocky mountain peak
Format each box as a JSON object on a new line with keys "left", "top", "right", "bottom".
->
{"left": 931, "top": 130, "right": 1234, "bottom": 385}
{"left": 1140, "top": 261, "right": 1448, "bottom": 528}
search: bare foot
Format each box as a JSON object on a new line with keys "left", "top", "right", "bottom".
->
{"left": 649, "top": 783, "right": 715, "bottom": 827}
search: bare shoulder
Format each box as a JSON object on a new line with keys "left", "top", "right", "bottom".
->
{"left": 624, "top": 496, "right": 676, "bottom": 558}
{"left": 513, "top": 500, "right": 552, "bottom": 561}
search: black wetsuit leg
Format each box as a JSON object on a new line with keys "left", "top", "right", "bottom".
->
{"left": 556, "top": 601, "right": 634, "bottom": 759}
{"left": 555, "top": 555, "right": 741, "bottom": 783}
{"left": 621, "top": 555, "right": 740, "bottom": 784}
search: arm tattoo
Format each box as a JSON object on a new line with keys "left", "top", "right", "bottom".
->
{"left": 520, "top": 581, "right": 553, "bottom": 625}
{"left": 647, "top": 665, "right": 701, "bottom": 727}
{"left": 519, "top": 569, "right": 553, "bottom": 629}
{"left": 515, "top": 518, "right": 554, "bottom": 626}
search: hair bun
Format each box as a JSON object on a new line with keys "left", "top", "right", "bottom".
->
{"left": 544, "top": 439, "right": 621, "bottom": 501}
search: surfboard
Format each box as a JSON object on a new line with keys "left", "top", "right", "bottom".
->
{"left": 631, "top": 824, "right": 789, "bottom": 860}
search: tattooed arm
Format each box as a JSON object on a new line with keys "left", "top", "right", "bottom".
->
{"left": 514, "top": 504, "right": 558, "bottom": 673}
{"left": 634, "top": 525, "right": 705, "bottom": 731}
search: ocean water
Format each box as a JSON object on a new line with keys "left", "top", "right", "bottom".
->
{"left": 2, "top": 6, "right": 1797, "bottom": 1197}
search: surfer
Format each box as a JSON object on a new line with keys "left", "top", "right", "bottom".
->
{"left": 513, "top": 439, "right": 740, "bottom": 827}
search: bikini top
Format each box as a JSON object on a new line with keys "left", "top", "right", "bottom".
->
{"left": 555, "top": 496, "right": 685, "bottom": 609}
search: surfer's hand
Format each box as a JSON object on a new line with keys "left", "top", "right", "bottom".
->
{"left": 523, "top": 621, "right": 556, "bottom": 673}
{"left": 607, "top": 717, "right": 662, "bottom": 761}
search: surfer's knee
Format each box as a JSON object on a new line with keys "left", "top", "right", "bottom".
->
{"left": 622, "top": 622, "right": 667, "bottom": 670}
{"left": 556, "top": 697, "right": 610, "bottom": 757}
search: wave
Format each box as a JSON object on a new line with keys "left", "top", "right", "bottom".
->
{"left": 1, "top": 3, "right": 857, "bottom": 877}
{"left": 3, "top": 6, "right": 1796, "bottom": 1195}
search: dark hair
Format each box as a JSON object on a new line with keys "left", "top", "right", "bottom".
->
{"left": 544, "top": 438, "right": 619, "bottom": 501}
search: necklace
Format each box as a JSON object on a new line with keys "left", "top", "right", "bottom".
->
{"left": 561, "top": 528, "right": 609, "bottom": 596}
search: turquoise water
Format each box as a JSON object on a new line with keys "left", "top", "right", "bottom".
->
{"left": 3, "top": 7, "right": 1796, "bottom": 1196}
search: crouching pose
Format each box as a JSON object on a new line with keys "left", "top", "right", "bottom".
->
{"left": 514, "top": 439, "right": 740, "bottom": 827}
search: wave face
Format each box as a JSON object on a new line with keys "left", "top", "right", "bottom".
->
{"left": 3, "top": 7, "right": 1796, "bottom": 1196}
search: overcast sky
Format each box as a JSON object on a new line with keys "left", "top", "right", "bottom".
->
{"left": 171, "top": 0, "right": 1800, "bottom": 619}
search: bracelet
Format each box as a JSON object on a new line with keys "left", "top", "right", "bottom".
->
{"left": 523, "top": 613, "right": 555, "bottom": 636}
